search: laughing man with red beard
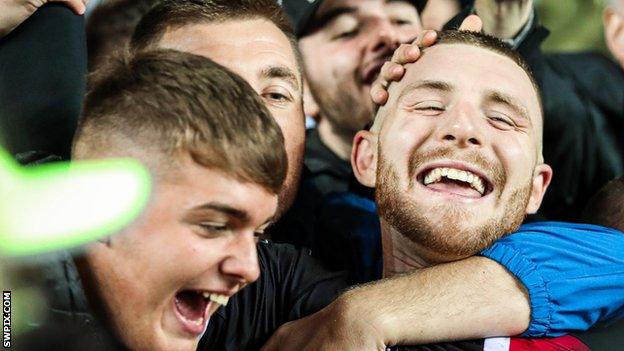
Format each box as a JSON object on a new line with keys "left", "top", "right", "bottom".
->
{"left": 260, "top": 30, "right": 623, "bottom": 351}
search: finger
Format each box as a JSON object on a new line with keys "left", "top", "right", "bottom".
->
{"left": 370, "top": 85, "right": 389, "bottom": 105}
{"left": 391, "top": 43, "right": 421, "bottom": 65}
{"left": 50, "top": 0, "right": 86, "bottom": 15}
{"left": 371, "top": 61, "right": 404, "bottom": 105}
{"left": 458, "top": 14, "right": 483, "bottom": 32}
{"left": 416, "top": 30, "right": 438, "bottom": 48}
{"left": 383, "top": 61, "right": 405, "bottom": 80}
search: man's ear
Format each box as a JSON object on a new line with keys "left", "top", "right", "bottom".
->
{"left": 351, "top": 130, "right": 377, "bottom": 188}
{"left": 604, "top": 8, "right": 624, "bottom": 67}
{"left": 525, "top": 163, "right": 553, "bottom": 214}
{"left": 303, "top": 77, "right": 319, "bottom": 121}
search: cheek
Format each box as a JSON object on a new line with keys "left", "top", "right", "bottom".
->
{"left": 492, "top": 134, "right": 536, "bottom": 182}
{"left": 303, "top": 43, "right": 362, "bottom": 82}
{"left": 270, "top": 109, "right": 305, "bottom": 159}
{"left": 392, "top": 116, "right": 434, "bottom": 154}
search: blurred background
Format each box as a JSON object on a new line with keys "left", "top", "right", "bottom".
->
{"left": 537, "top": 0, "right": 610, "bottom": 54}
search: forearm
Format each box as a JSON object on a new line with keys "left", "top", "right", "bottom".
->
{"left": 339, "top": 256, "right": 529, "bottom": 346}
{"left": 0, "top": 0, "right": 35, "bottom": 37}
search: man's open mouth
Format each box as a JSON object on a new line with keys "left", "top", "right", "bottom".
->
{"left": 362, "top": 54, "right": 394, "bottom": 85}
{"left": 173, "top": 290, "right": 230, "bottom": 335}
{"left": 417, "top": 166, "right": 493, "bottom": 198}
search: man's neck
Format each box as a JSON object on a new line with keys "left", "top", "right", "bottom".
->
{"left": 317, "top": 119, "right": 353, "bottom": 161}
{"left": 380, "top": 219, "right": 449, "bottom": 277}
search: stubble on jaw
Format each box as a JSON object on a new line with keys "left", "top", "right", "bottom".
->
{"left": 307, "top": 74, "right": 374, "bottom": 138}
{"left": 375, "top": 148, "right": 531, "bottom": 261}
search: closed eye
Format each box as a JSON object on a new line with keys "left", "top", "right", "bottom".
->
{"left": 333, "top": 29, "right": 359, "bottom": 40}
{"left": 392, "top": 18, "right": 414, "bottom": 26}
{"left": 410, "top": 101, "right": 445, "bottom": 115}
{"left": 486, "top": 114, "right": 518, "bottom": 131}
{"left": 197, "top": 222, "right": 230, "bottom": 237}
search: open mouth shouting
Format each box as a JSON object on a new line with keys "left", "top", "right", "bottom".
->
{"left": 173, "top": 290, "right": 231, "bottom": 336}
{"left": 416, "top": 162, "right": 493, "bottom": 199}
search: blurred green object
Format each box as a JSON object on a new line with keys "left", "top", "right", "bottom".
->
{"left": 0, "top": 147, "right": 151, "bottom": 256}
{"left": 536, "top": 0, "right": 609, "bottom": 54}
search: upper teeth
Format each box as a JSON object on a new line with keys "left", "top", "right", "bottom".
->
{"left": 422, "top": 167, "right": 486, "bottom": 195}
{"left": 201, "top": 292, "right": 229, "bottom": 306}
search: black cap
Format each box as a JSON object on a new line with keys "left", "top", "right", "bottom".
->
{"left": 280, "top": 0, "right": 428, "bottom": 37}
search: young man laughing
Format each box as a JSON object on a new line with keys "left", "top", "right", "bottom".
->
{"left": 59, "top": 49, "right": 287, "bottom": 350}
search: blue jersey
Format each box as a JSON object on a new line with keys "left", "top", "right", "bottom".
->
{"left": 482, "top": 221, "right": 624, "bottom": 337}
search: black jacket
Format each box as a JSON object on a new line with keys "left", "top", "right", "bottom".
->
{"left": 0, "top": 4, "right": 86, "bottom": 158}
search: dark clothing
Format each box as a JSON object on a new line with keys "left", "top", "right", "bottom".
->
{"left": 316, "top": 189, "right": 382, "bottom": 284}
{"left": 0, "top": 4, "right": 86, "bottom": 158}
{"left": 267, "top": 166, "right": 323, "bottom": 251}
{"left": 200, "top": 240, "right": 349, "bottom": 351}
{"left": 446, "top": 10, "right": 624, "bottom": 222}
{"left": 15, "top": 251, "right": 122, "bottom": 351}
{"left": 304, "top": 127, "right": 353, "bottom": 197}
{"left": 536, "top": 52, "right": 624, "bottom": 221}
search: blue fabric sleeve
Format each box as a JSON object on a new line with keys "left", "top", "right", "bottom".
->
{"left": 480, "top": 221, "right": 624, "bottom": 338}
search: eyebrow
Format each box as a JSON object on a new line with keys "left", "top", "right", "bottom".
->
{"left": 309, "top": 6, "right": 358, "bottom": 33}
{"left": 397, "top": 80, "right": 454, "bottom": 102}
{"left": 192, "top": 202, "right": 250, "bottom": 222}
{"left": 485, "top": 90, "right": 531, "bottom": 122}
{"left": 260, "top": 65, "right": 300, "bottom": 92}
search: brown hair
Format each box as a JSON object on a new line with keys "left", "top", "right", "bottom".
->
{"left": 130, "top": 0, "right": 299, "bottom": 64}
{"left": 73, "top": 49, "right": 287, "bottom": 194}
{"left": 582, "top": 177, "right": 624, "bottom": 231}
{"left": 86, "top": 0, "right": 159, "bottom": 71}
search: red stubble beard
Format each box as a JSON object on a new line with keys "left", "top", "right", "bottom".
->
{"left": 375, "top": 146, "right": 531, "bottom": 261}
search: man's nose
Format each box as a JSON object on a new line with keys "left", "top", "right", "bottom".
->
{"left": 437, "top": 103, "right": 485, "bottom": 148}
{"left": 366, "top": 17, "right": 402, "bottom": 54}
{"left": 219, "top": 233, "right": 260, "bottom": 285}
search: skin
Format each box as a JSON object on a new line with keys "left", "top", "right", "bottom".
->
{"left": 474, "top": 0, "right": 533, "bottom": 39}
{"left": 420, "top": 0, "right": 461, "bottom": 30}
{"left": 354, "top": 43, "right": 551, "bottom": 267}
{"left": 159, "top": 19, "right": 305, "bottom": 216}
{"left": 0, "top": 0, "right": 87, "bottom": 37}
{"left": 83, "top": 154, "right": 277, "bottom": 351}
{"left": 299, "top": 0, "right": 422, "bottom": 160}
{"left": 604, "top": 0, "right": 624, "bottom": 68}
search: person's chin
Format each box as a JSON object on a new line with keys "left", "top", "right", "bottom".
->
{"left": 159, "top": 308, "right": 204, "bottom": 351}
{"left": 150, "top": 330, "right": 200, "bottom": 351}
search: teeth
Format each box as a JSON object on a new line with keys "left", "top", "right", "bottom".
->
{"left": 199, "top": 292, "right": 230, "bottom": 306}
{"left": 421, "top": 167, "right": 486, "bottom": 195}
{"left": 206, "top": 293, "right": 229, "bottom": 306}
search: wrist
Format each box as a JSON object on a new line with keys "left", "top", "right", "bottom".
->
{"left": 330, "top": 289, "right": 389, "bottom": 346}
